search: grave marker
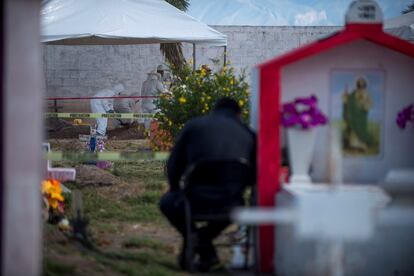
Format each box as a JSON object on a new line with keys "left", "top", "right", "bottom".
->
{"left": 42, "top": 143, "right": 75, "bottom": 193}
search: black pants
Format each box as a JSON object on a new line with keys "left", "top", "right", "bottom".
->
{"left": 159, "top": 190, "right": 234, "bottom": 251}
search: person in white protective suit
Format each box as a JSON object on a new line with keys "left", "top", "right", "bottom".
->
{"left": 114, "top": 92, "right": 140, "bottom": 127}
{"left": 90, "top": 83, "right": 125, "bottom": 136}
{"left": 140, "top": 71, "right": 170, "bottom": 130}
{"left": 157, "top": 64, "right": 171, "bottom": 83}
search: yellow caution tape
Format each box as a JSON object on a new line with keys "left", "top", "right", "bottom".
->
{"left": 45, "top": 151, "right": 169, "bottom": 162}
{"left": 45, "top": 113, "right": 155, "bottom": 119}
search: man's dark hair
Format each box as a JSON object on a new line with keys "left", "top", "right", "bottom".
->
{"left": 214, "top": 97, "right": 241, "bottom": 114}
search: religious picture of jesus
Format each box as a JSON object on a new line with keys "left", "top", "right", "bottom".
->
{"left": 330, "top": 70, "right": 384, "bottom": 157}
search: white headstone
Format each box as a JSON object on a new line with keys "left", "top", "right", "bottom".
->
{"left": 346, "top": 0, "right": 383, "bottom": 24}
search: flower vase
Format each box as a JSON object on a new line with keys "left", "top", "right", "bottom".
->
{"left": 287, "top": 127, "right": 317, "bottom": 184}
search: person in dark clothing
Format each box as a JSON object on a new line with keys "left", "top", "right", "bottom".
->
{"left": 159, "top": 97, "right": 256, "bottom": 271}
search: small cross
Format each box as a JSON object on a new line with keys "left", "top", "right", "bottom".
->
{"left": 43, "top": 143, "right": 75, "bottom": 193}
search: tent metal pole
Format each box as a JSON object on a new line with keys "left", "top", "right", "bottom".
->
{"left": 192, "top": 43, "right": 196, "bottom": 71}
{"left": 223, "top": 46, "right": 227, "bottom": 67}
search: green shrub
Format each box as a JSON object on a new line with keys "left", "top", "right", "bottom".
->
{"left": 154, "top": 62, "right": 250, "bottom": 141}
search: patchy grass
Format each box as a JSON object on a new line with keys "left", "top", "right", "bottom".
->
{"left": 79, "top": 161, "right": 166, "bottom": 224}
{"left": 111, "top": 161, "right": 166, "bottom": 182}
{"left": 122, "top": 236, "right": 172, "bottom": 252}
{"left": 92, "top": 250, "right": 181, "bottom": 276}
{"left": 124, "top": 190, "right": 162, "bottom": 205}
{"left": 44, "top": 143, "right": 234, "bottom": 275}
{"left": 43, "top": 158, "right": 184, "bottom": 275}
{"left": 43, "top": 259, "right": 76, "bottom": 276}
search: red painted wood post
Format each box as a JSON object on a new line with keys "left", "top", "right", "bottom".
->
{"left": 257, "top": 66, "right": 281, "bottom": 272}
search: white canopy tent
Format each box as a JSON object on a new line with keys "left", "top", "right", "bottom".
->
{"left": 385, "top": 11, "right": 414, "bottom": 43}
{"left": 41, "top": 0, "right": 228, "bottom": 69}
{"left": 41, "top": 0, "right": 227, "bottom": 46}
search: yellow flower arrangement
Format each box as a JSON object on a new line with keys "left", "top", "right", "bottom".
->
{"left": 42, "top": 179, "right": 64, "bottom": 209}
{"left": 178, "top": 96, "right": 187, "bottom": 104}
{"left": 154, "top": 61, "right": 250, "bottom": 143}
{"left": 148, "top": 121, "right": 173, "bottom": 151}
{"left": 42, "top": 179, "right": 70, "bottom": 227}
{"left": 160, "top": 93, "right": 171, "bottom": 100}
{"left": 73, "top": 119, "right": 83, "bottom": 125}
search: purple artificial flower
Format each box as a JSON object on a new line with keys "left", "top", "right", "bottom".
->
{"left": 97, "top": 140, "right": 105, "bottom": 152}
{"left": 396, "top": 104, "right": 414, "bottom": 129}
{"left": 280, "top": 94, "right": 328, "bottom": 129}
{"left": 281, "top": 103, "right": 299, "bottom": 127}
{"left": 295, "top": 94, "right": 317, "bottom": 109}
{"left": 283, "top": 102, "right": 297, "bottom": 112}
{"left": 96, "top": 161, "right": 112, "bottom": 169}
{"left": 299, "top": 112, "right": 312, "bottom": 129}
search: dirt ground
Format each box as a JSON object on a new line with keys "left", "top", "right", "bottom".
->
{"left": 46, "top": 118, "right": 146, "bottom": 140}
{"left": 44, "top": 138, "right": 246, "bottom": 275}
{"left": 48, "top": 138, "right": 150, "bottom": 153}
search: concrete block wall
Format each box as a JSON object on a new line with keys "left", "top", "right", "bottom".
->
{"left": 44, "top": 44, "right": 164, "bottom": 98}
{"left": 44, "top": 26, "right": 339, "bottom": 112}
{"left": 183, "top": 26, "right": 339, "bottom": 76}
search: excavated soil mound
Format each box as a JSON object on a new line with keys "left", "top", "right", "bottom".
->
{"left": 46, "top": 119, "right": 90, "bottom": 139}
{"left": 75, "top": 165, "right": 122, "bottom": 187}
{"left": 107, "top": 124, "right": 146, "bottom": 140}
{"left": 74, "top": 165, "right": 144, "bottom": 201}
{"left": 48, "top": 139, "right": 86, "bottom": 152}
{"left": 48, "top": 139, "right": 150, "bottom": 152}
{"left": 46, "top": 119, "right": 146, "bottom": 140}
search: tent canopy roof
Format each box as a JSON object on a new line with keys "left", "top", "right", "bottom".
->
{"left": 41, "top": 0, "right": 227, "bottom": 46}
{"left": 385, "top": 11, "right": 414, "bottom": 29}
{"left": 384, "top": 11, "right": 414, "bottom": 43}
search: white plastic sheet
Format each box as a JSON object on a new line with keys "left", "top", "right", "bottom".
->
{"left": 385, "top": 11, "right": 414, "bottom": 43}
{"left": 41, "top": 0, "right": 227, "bottom": 46}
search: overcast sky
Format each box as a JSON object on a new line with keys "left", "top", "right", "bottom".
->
{"left": 187, "top": 0, "right": 413, "bottom": 26}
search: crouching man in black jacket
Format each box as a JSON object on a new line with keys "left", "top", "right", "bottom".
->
{"left": 159, "top": 97, "right": 256, "bottom": 271}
